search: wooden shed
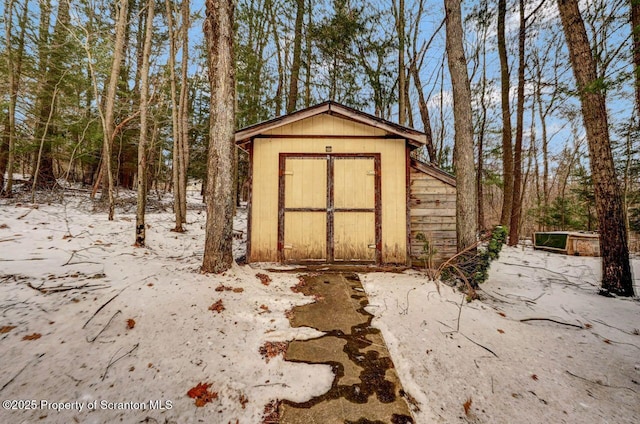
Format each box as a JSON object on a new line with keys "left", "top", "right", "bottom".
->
{"left": 235, "top": 101, "right": 457, "bottom": 266}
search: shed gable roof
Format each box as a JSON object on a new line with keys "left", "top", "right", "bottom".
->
{"left": 410, "top": 158, "right": 457, "bottom": 187}
{"left": 235, "top": 101, "right": 427, "bottom": 148}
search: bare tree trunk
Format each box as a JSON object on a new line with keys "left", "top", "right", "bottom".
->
{"left": 304, "top": 0, "right": 313, "bottom": 108}
{"left": 444, "top": 0, "right": 477, "bottom": 252}
{"left": 632, "top": 0, "right": 640, "bottom": 116}
{"left": 508, "top": 0, "right": 526, "bottom": 246}
{"left": 202, "top": 0, "right": 236, "bottom": 273}
{"left": 287, "top": 0, "right": 304, "bottom": 114}
{"left": 179, "top": 0, "right": 190, "bottom": 223}
{"left": 498, "top": 0, "right": 513, "bottom": 226}
{"left": 165, "top": 0, "right": 185, "bottom": 231}
{"left": 100, "top": 0, "right": 128, "bottom": 220}
{"left": 135, "top": 0, "right": 154, "bottom": 247}
{"left": 477, "top": 32, "right": 488, "bottom": 232}
{"left": 397, "top": 0, "right": 406, "bottom": 125}
{"left": 2, "top": 0, "right": 27, "bottom": 196}
{"left": 557, "top": 0, "right": 634, "bottom": 297}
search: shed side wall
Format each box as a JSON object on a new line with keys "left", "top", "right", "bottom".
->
{"left": 409, "top": 166, "right": 457, "bottom": 265}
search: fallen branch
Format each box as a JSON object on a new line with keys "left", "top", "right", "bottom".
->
{"left": 565, "top": 370, "right": 637, "bottom": 394}
{"left": 592, "top": 319, "right": 639, "bottom": 336}
{"left": 102, "top": 343, "right": 139, "bottom": 381}
{"left": 87, "top": 310, "right": 121, "bottom": 343}
{"left": 83, "top": 288, "right": 125, "bottom": 329}
{"left": 520, "top": 318, "right": 583, "bottom": 329}
{"left": 0, "top": 353, "right": 45, "bottom": 393}
{"left": 437, "top": 320, "right": 499, "bottom": 358}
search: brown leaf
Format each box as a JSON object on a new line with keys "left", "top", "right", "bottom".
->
{"left": 239, "top": 393, "right": 248, "bottom": 409}
{"left": 584, "top": 323, "right": 592, "bottom": 329}
{"left": 531, "top": 374, "right": 538, "bottom": 381}
{"left": 187, "top": 382, "right": 218, "bottom": 407}
{"left": 262, "top": 400, "right": 281, "bottom": 423}
{"left": 259, "top": 341, "right": 288, "bottom": 363}
{"left": 603, "top": 339, "right": 611, "bottom": 344}
{"left": 22, "top": 333, "right": 41, "bottom": 341}
{"left": 209, "top": 299, "right": 225, "bottom": 313}
{"left": 232, "top": 287, "right": 244, "bottom": 293}
{"left": 498, "top": 312, "right": 507, "bottom": 317}
{"left": 497, "top": 329, "right": 505, "bottom": 334}
{"left": 256, "top": 273, "right": 272, "bottom": 286}
{"left": 260, "top": 305, "right": 270, "bottom": 312}
{"left": 126, "top": 319, "right": 136, "bottom": 329}
{"left": 0, "top": 326, "right": 16, "bottom": 334}
{"left": 463, "top": 397, "right": 472, "bottom": 416}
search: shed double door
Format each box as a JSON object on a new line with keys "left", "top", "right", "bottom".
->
{"left": 279, "top": 154, "right": 381, "bottom": 263}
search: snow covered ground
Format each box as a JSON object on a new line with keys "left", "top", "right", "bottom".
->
{"left": 1, "top": 190, "right": 639, "bottom": 423}
{"left": 363, "top": 248, "right": 640, "bottom": 423}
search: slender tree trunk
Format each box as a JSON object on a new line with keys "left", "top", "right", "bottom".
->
{"left": 397, "top": 0, "right": 406, "bottom": 125}
{"left": 179, "top": 0, "right": 190, "bottom": 223}
{"left": 509, "top": 0, "right": 526, "bottom": 246}
{"left": 477, "top": 36, "right": 488, "bottom": 231}
{"left": 202, "top": 0, "right": 236, "bottom": 273}
{"left": 632, "top": 0, "right": 640, "bottom": 116}
{"left": 498, "top": 0, "right": 513, "bottom": 226}
{"left": 135, "top": 0, "right": 154, "bottom": 247}
{"left": 100, "top": 0, "right": 128, "bottom": 220}
{"left": 557, "top": 0, "right": 634, "bottom": 297}
{"left": 1, "top": 0, "right": 26, "bottom": 196}
{"left": 165, "top": 0, "right": 185, "bottom": 231}
{"left": 304, "top": 0, "right": 312, "bottom": 108}
{"left": 33, "top": 0, "right": 70, "bottom": 190}
{"left": 444, "top": 0, "right": 477, "bottom": 252}
{"left": 287, "top": 0, "right": 304, "bottom": 114}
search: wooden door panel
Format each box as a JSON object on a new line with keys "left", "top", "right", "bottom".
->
{"left": 284, "top": 158, "right": 326, "bottom": 209}
{"left": 334, "top": 212, "right": 375, "bottom": 261}
{"left": 284, "top": 212, "right": 327, "bottom": 261}
{"left": 334, "top": 158, "right": 375, "bottom": 209}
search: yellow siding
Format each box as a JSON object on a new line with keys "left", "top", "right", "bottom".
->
{"left": 284, "top": 159, "right": 327, "bottom": 209}
{"left": 251, "top": 114, "right": 407, "bottom": 263}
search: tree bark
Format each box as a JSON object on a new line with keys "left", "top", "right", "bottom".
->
{"left": 498, "top": 0, "right": 513, "bottom": 226}
{"left": 444, "top": 0, "right": 477, "bottom": 252}
{"left": 397, "top": 0, "right": 406, "bottom": 125}
{"left": 1, "top": 0, "right": 27, "bottom": 196}
{"left": 165, "top": 0, "right": 185, "bottom": 231}
{"left": 202, "top": 0, "right": 236, "bottom": 273}
{"left": 508, "top": 0, "right": 526, "bottom": 246}
{"left": 135, "top": 0, "right": 154, "bottom": 247}
{"left": 179, "top": 0, "right": 190, "bottom": 222}
{"left": 632, "top": 0, "right": 640, "bottom": 116}
{"left": 100, "top": 0, "right": 128, "bottom": 220}
{"left": 557, "top": 0, "right": 634, "bottom": 297}
{"left": 286, "top": 0, "right": 304, "bottom": 114}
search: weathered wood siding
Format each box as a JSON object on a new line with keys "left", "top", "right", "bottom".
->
{"left": 250, "top": 113, "right": 407, "bottom": 263}
{"left": 409, "top": 165, "right": 457, "bottom": 265}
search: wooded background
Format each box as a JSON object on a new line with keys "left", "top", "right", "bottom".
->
{"left": 1, "top": 0, "right": 639, "bottom": 247}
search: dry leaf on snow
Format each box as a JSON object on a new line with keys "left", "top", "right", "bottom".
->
{"left": 463, "top": 397, "right": 472, "bottom": 416}
{"left": 259, "top": 341, "right": 288, "bottom": 363}
{"left": 126, "top": 319, "right": 136, "bottom": 329}
{"left": 187, "top": 382, "right": 218, "bottom": 407}
{"left": 256, "top": 273, "right": 271, "bottom": 286}
{"left": 22, "top": 333, "right": 41, "bottom": 341}
{"left": 0, "top": 326, "right": 16, "bottom": 334}
{"left": 209, "top": 299, "right": 225, "bottom": 313}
